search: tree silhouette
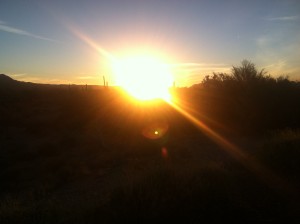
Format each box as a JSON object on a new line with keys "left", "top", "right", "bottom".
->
{"left": 231, "top": 59, "right": 267, "bottom": 82}
{"left": 201, "top": 59, "right": 270, "bottom": 87}
{"left": 197, "top": 60, "right": 300, "bottom": 134}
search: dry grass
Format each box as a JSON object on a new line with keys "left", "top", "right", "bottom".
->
{"left": 0, "top": 84, "right": 299, "bottom": 223}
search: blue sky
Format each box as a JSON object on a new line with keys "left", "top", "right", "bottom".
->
{"left": 0, "top": 0, "right": 299, "bottom": 86}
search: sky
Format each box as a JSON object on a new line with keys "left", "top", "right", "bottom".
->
{"left": 0, "top": 0, "right": 299, "bottom": 87}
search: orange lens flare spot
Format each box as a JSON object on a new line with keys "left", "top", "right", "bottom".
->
{"left": 142, "top": 121, "right": 169, "bottom": 139}
{"left": 161, "top": 147, "right": 168, "bottom": 158}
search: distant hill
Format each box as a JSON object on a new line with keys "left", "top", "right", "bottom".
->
{"left": 0, "top": 74, "right": 17, "bottom": 86}
{"left": 0, "top": 74, "right": 25, "bottom": 92}
{"left": 0, "top": 74, "right": 105, "bottom": 92}
{"left": 0, "top": 74, "right": 64, "bottom": 90}
{"left": 0, "top": 74, "right": 40, "bottom": 92}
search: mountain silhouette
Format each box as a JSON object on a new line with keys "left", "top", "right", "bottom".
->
{"left": 0, "top": 74, "right": 22, "bottom": 91}
{"left": 0, "top": 74, "right": 38, "bottom": 92}
{"left": 0, "top": 74, "right": 17, "bottom": 85}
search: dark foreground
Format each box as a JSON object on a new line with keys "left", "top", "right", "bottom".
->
{"left": 0, "top": 79, "right": 299, "bottom": 223}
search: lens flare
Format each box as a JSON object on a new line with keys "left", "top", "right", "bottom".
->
{"left": 142, "top": 121, "right": 169, "bottom": 140}
{"left": 161, "top": 147, "right": 168, "bottom": 158}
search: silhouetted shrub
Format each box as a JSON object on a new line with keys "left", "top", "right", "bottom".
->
{"left": 194, "top": 60, "right": 300, "bottom": 134}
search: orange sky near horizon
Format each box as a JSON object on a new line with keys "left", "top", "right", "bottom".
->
{"left": 1, "top": 0, "right": 299, "bottom": 87}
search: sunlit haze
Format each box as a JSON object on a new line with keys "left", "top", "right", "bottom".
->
{"left": 1, "top": 0, "right": 300, "bottom": 86}
{"left": 113, "top": 55, "right": 173, "bottom": 101}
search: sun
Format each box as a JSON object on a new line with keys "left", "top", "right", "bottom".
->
{"left": 112, "top": 55, "right": 173, "bottom": 101}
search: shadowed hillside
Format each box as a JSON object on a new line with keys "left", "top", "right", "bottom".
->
{"left": 0, "top": 74, "right": 20, "bottom": 91}
{"left": 0, "top": 74, "right": 15, "bottom": 84}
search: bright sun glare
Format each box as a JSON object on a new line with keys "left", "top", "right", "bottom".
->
{"left": 113, "top": 55, "right": 173, "bottom": 101}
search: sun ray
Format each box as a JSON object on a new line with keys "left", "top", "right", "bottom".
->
{"left": 167, "top": 98, "right": 294, "bottom": 192}
{"left": 67, "top": 25, "right": 115, "bottom": 62}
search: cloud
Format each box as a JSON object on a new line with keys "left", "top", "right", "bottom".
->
{"left": 0, "top": 22, "right": 57, "bottom": 42}
{"left": 263, "top": 60, "right": 288, "bottom": 76}
{"left": 266, "top": 16, "right": 298, "bottom": 21}
{"left": 10, "top": 73, "right": 27, "bottom": 78}
{"left": 76, "top": 76, "right": 97, "bottom": 80}
{"left": 171, "top": 62, "right": 228, "bottom": 68}
{"left": 170, "top": 62, "right": 231, "bottom": 87}
{"left": 171, "top": 62, "right": 230, "bottom": 73}
{"left": 13, "top": 75, "right": 42, "bottom": 83}
{"left": 256, "top": 36, "right": 272, "bottom": 47}
{"left": 255, "top": 31, "right": 300, "bottom": 80}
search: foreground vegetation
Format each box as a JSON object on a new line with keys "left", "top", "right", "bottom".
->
{"left": 0, "top": 61, "right": 299, "bottom": 223}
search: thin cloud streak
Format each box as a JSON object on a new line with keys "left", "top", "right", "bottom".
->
{"left": 10, "top": 73, "right": 27, "bottom": 78}
{"left": 76, "top": 76, "right": 98, "bottom": 80}
{"left": 171, "top": 62, "right": 231, "bottom": 73}
{"left": 266, "top": 15, "right": 298, "bottom": 21}
{"left": 171, "top": 62, "right": 228, "bottom": 68}
{"left": 171, "top": 62, "right": 231, "bottom": 87}
{"left": 0, "top": 22, "right": 57, "bottom": 42}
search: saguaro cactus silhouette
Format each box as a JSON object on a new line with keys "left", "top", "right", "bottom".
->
{"left": 103, "top": 76, "right": 106, "bottom": 87}
{"left": 103, "top": 76, "right": 109, "bottom": 88}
